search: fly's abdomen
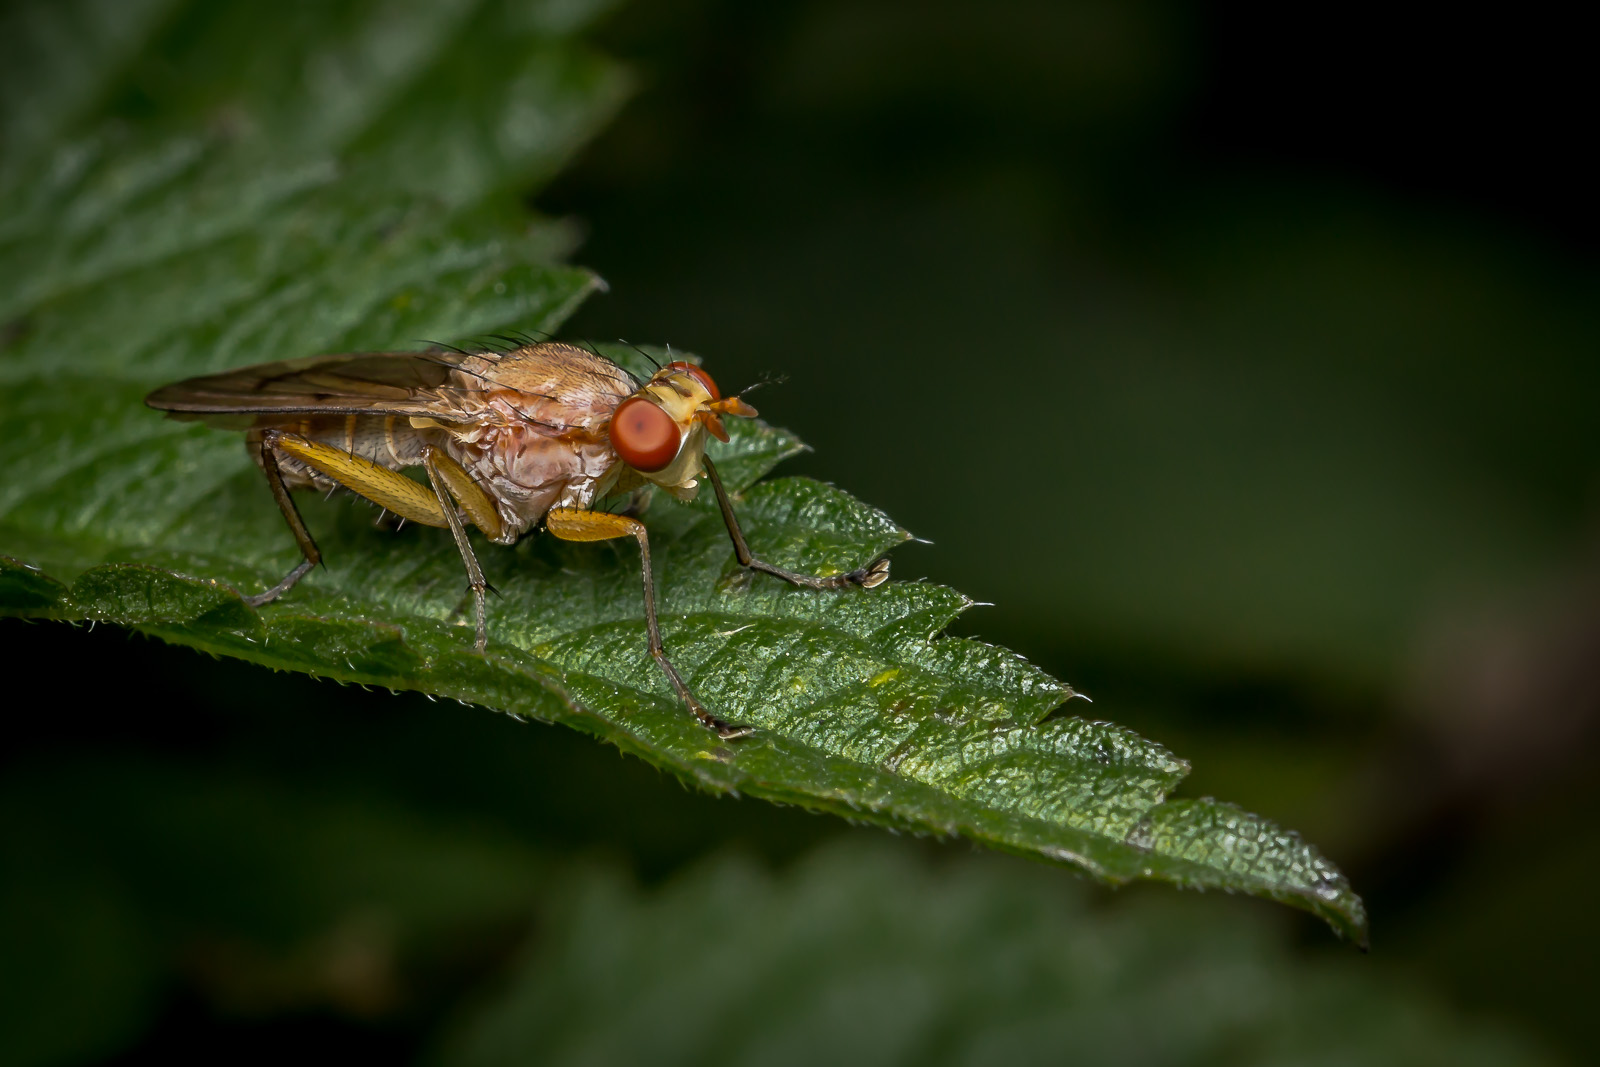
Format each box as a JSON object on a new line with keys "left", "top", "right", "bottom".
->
{"left": 248, "top": 414, "right": 435, "bottom": 489}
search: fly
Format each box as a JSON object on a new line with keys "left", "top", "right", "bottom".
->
{"left": 145, "top": 341, "right": 890, "bottom": 737}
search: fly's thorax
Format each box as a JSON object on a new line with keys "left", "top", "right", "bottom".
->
{"left": 414, "top": 413, "right": 614, "bottom": 542}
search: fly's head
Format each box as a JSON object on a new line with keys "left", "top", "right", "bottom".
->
{"left": 607, "top": 361, "right": 757, "bottom": 498}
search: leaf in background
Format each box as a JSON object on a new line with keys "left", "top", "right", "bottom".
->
{"left": 0, "top": 760, "right": 1532, "bottom": 1067}
{"left": 0, "top": 754, "right": 551, "bottom": 1066}
{"left": 0, "top": 0, "right": 1366, "bottom": 941}
{"left": 437, "top": 839, "right": 1546, "bottom": 1067}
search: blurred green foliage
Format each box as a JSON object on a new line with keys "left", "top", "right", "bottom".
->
{"left": 439, "top": 841, "right": 1551, "bottom": 1067}
{"left": 2, "top": 0, "right": 1596, "bottom": 1063}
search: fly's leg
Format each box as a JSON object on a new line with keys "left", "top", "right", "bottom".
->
{"left": 545, "top": 507, "right": 752, "bottom": 739}
{"left": 702, "top": 457, "right": 891, "bottom": 591}
{"left": 256, "top": 432, "right": 506, "bottom": 649}
{"left": 420, "top": 446, "right": 505, "bottom": 653}
{"left": 248, "top": 436, "right": 321, "bottom": 606}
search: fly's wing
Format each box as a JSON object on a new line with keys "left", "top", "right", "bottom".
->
{"left": 147, "top": 343, "right": 641, "bottom": 438}
{"left": 145, "top": 351, "right": 476, "bottom": 427}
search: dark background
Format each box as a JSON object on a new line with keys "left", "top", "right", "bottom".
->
{"left": 543, "top": 4, "right": 1599, "bottom": 1048}
{"left": 5, "top": 1, "right": 1596, "bottom": 1062}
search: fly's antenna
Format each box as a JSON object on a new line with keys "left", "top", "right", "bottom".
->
{"left": 737, "top": 371, "right": 787, "bottom": 397}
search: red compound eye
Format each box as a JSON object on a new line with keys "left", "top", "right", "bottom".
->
{"left": 610, "top": 397, "right": 680, "bottom": 472}
{"left": 668, "top": 360, "right": 720, "bottom": 400}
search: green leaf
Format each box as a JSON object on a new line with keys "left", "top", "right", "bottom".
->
{"left": 0, "top": 0, "right": 1366, "bottom": 943}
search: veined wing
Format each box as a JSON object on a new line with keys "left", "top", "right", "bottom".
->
{"left": 147, "top": 343, "right": 643, "bottom": 443}
{"left": 145, "top": 351, "right": 475, "bottom": 423}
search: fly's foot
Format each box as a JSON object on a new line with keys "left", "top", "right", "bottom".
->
{"left": 712, "top": 719, "right": 756, "bottom": 740}
{"left": 243, "top": 558, "right": 317, "bottom": 607}
{"left": 741, "top": 554, "right": 893, "bottom": 592}
{"left": 687, "top": 696, "right": 754, "bottom": 739}
{"left": 469, "top": 586, "right": 489, "bottom": 653}
{"left": 717, "top": 565, "right": 756, "bottom": 594}
{"left": 848, "top": 557, "right": 891, "bottom": 589}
